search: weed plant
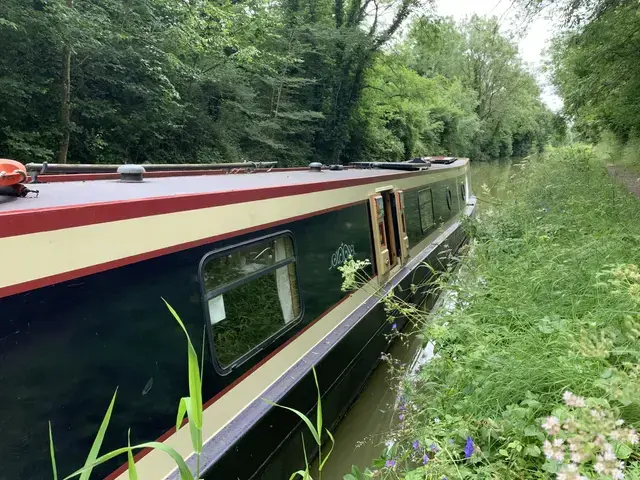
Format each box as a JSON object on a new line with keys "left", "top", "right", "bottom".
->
{"left": 361, "top": 146, "right": 640, "bottom": 479}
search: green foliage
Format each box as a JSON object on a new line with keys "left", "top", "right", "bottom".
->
{"left": 374, "top": 148, "right": 640, "bottom": 477}
{"left": 354, "top": 15, "right": 552, "bottom": 162}
{"left": 0, "top": 0, "right": 549, "bottom": 165}
{"left": 0, "top": 0, "right": 425, "bottom": 165}
{"left": 549, "top": 2, "right": 640, "bottom": 146}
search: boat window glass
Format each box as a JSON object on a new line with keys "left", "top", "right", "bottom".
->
{"left": 418, "top": 188, "right": 435, "bottom": 233}
{"left": 446, "top": 187, "right": 453, "bottom": 210}
{"left": 460, "top": 182, "right": 466, "bottom": 201}
{"left": 201, "top": 234, "right": 301, "bottom": 370}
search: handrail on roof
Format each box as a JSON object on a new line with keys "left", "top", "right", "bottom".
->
{"left": 25, "top": 161, "right": 278, "bottom": 176}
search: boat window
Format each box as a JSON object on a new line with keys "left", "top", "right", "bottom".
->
{"left": 460, "top": 182, "right": 466, "bottom": 201}
{"left": 418, "top": 188, "right": 435, "bottom": 233}
{"left": 200, "top": 233, "right": 301, "bottom": 370}
{"left": 446, "top": 187, "right": 453, "bottom": 210}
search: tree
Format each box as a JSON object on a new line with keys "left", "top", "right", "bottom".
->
{"left": 550, "top": 2, "right": 640, "bottom": 141}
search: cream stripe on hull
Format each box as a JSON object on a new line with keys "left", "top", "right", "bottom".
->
{"left": 0, "top": 165, "right": 467, "bottom": 292}
{"left": 114, "top": 198, "right": 476, "bottom": 480}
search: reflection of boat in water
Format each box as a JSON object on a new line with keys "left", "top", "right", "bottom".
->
{"left": 0, "top": 158, "right": 475, "bottom": 479}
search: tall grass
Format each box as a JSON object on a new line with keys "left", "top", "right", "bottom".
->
{"left": 594, "top": 131, "right": 640, "bottom": 170}
{"left": 372, "top": 146, "right": 640, "bottom": 478}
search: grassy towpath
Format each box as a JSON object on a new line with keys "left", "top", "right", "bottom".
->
{"left": 367, "top": 147, "right": 640, "bottom": 480}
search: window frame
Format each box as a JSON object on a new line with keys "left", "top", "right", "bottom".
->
{"left": 417, "top": 187, "right": 435, "bottom": 233}
{"left": 198, "top": 230, "right": 304, "bottom": 376}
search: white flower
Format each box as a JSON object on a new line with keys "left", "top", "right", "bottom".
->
{"left": 625, "top": 428, "right": 638, "bottom": 444}
{"left": 570, "top": 451, "right": 586, "bottom": 464}
{"left": 543, "top": 440, "right": 554, "bottom": 460}
{"left": 611, "top": 429, "right": 624, "bottom": 441}
{"left": 563, "top": 391, "right": 586, "bottom": 408}
{"left": 553, "top": 438, "right": 565, "bottom": 447}
{"left": 557, "top": 463, "right": 588, "bottom": 480}
{"left": 594, "top": 434, "right": 606, "bottom": 448}
{"left": 611, "top": 468, "right": 624, "bottom": 480}
{"left": 594, "top": 461, "right": 606, "bottom": 474}
{"left": 543, "top": 416, "right": 562, "bottom": 435}
{"left": 603, "top": 443, "right": 617, "bottom": 462}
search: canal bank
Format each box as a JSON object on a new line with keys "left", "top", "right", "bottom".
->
{"left": 352, "top": 147, "right": 640, "bottom": 479}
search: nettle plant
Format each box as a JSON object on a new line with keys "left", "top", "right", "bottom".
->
{"left": 541, "top": 391, "right": 639, "bottom": 480}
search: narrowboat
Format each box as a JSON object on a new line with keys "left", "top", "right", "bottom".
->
{"left": 0, "top": 157, "right": 475, "bottom": 480}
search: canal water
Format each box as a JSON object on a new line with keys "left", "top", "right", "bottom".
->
{"left": 314, "top": 159, "right": 514, "bottom": 477}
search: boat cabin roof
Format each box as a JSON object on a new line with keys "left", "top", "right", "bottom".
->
{"left": 0, "top": 161, "right": 467, "bottom": 214}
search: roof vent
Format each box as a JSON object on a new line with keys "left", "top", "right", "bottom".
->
{"left": 329, "top": 164, "right": 344, "bottom": 171}
{"left": 118, "top": 165, "right": 145, "bottom": 182}
{"left": 309, "top": 162, "right": 323, "bottom": 172}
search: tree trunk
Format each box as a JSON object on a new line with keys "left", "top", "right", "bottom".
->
{"left": 58, "top": 0, "right": 73, "bottom": 164}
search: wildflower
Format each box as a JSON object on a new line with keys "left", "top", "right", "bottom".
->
{"left": 430, "top": 443, "right": 439, "bottom": 452}
{"left": 563, "top": 391, "right": 586, "bottom": 408}
{"left": 412, "top": 440, "right": 420, "bottom": 450}
{"left": 434, "top": 417, "right": 440, "bottom": 424}
{"left": 594, "top": 461, "right": 606, "bottom": 474}
{"left": 603, "top": 443, "right": 616, "bottom": 462}
{"left": 542, "top": 416, "right": 561, "bottom": 435}
{"left": 557, "top": 463, "right": 587, "bottom": 480}
{"left": 570, "top": 451, "right": 586, "bottom": 464}
{"left": 422, "top": 454, "right": 429, "bottom": 465}
{"left": 543, "top": 440, "right": 565, "bottom": 462}
{"left": 385, "top": 459, "right": 396, "bottom": 468}
{"left": 391, "top": 323, "right": 397, "bottom": 330}
{"left": 338, "top": 258, "right": 371, "bottom": 291}
{"left": 398, "top": 414, "right": 404, "bottom": 421}
{"left": 464, "top": 437, "right": 474, "bottom": 459}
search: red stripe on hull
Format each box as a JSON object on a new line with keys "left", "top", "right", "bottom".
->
{"left": 0, "top": 201, "right": 363, "bottom": 299}
{"left": 0, "top": 171, "right": 426, "bottom": 239}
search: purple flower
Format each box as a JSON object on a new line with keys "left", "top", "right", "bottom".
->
{"left": 399, "top": 404, "right": 406, "bottom": 412}
{"left": 399, "top": 414, "right": 405, "bottom": 421}
{"left": 392, "top": 323, "right": 397, "bottom": 330}
{"left": 430, "top": 443, "right": 439, "bottom": 452}
{"left": 464, "top": 436, "right": 474, "bottom": 459}
{"left": 385, "top": 459, "right": 396, "bottom": 468}
{"left": 422, "top": 454, "right": 429, "bottom": 465}
{"left": 412, "top": 440, "right": 420, "bottom": 450}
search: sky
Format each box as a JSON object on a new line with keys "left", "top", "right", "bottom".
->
{"left": 436, "top": 0, "right": 563, "bottom": 111}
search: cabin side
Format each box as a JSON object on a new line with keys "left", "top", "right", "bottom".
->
{"left": 0, "top": 162, "right": 473, "bottom": 480}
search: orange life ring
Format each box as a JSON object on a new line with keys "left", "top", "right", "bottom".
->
{"left": 0, "top": 159, "right": 27, "bottom": 187}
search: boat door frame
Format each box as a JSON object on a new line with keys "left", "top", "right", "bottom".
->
{"left": 369, "top": 185, "right": 410, "bottom": 281}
